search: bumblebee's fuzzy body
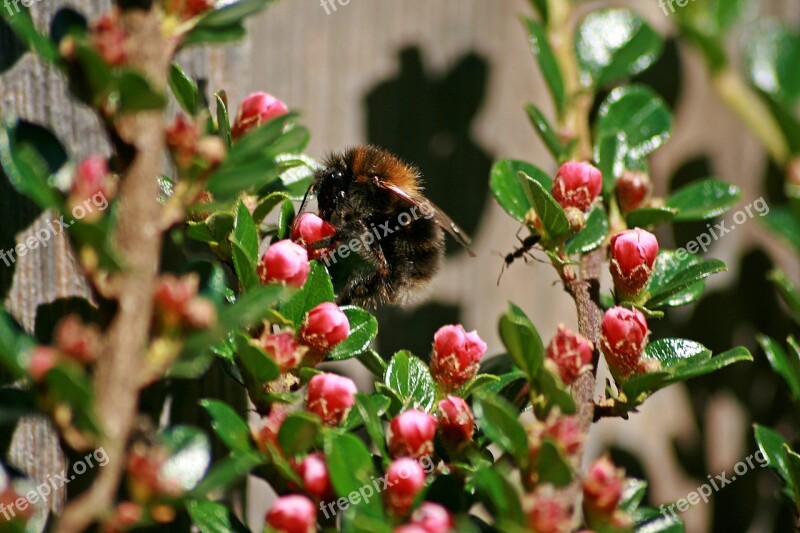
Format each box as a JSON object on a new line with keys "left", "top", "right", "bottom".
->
{"left": 312, "top": 146, "right": 445, "bottom": 308}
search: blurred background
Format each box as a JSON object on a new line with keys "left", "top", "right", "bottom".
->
{"left": 2, "top": 0, "right": 800, "bottom": 531}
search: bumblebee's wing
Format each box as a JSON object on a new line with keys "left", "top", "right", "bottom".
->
{"left": 377, "top": 182, "right": 476, "bottom": 257}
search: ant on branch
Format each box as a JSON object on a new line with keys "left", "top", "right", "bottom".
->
{"left": 496, "top": 229, "right": 542, "bottom": 285}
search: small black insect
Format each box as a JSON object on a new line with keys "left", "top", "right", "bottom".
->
{"left": 497, "top": 232, "right": 541, "bottom": 285}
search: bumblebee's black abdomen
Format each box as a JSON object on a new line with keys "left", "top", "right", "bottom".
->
{"left": 385, "top": 217, "right": 444, "bottom": 289}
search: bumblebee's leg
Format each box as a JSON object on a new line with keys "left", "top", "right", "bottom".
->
{"left": 336, "top": 270, "right": 392, "bottom": 308}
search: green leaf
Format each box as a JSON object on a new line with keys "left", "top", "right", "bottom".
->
{"left": 215, "top": 91, "right": 232, "bottom": 149}
{"left": 762, "top": 207, "right": 800, "bottom": 255}
{"left": 596, "top": 85, "right": 672, "bottom": 163}
{"left": 0, "top": 311, "right": 33, "bottom": 379}
{"left": 193, "top": 450, "right": 264, "bottom": 496}
{"left": 594, "top": 132, "right": 627, "bottom": 197}
{"left": 277, "top": 197, "right": 295, "bottom": 239}
{"left": 159, "top": 426, "right": 212, "bottom": 491}
{"left": 473, "top": 393, "right": 528, "bottom": 466}
{"left": 518, "top": 172, "right": 570, "bottom": 241}
{"left": 1, "top": 8, "right": 58, "bottom": 63}
{"left": 489, "top": 159, "right": 551, "bottom": 222}
{"left": 473, "top": 468, "right": 525, "bottom": 527}
{"left": 169, "top": 63, "right": 199, "bottom": 115}
{"left": 645, "top": 250, "right": 705, "bottom": 308}
{"left": 536, "top": 438, "right": 572, "bottom": 487}
{"left": 769, "top": 269, "right": 800, "bottom": 323}
{"left": 0, "top": 120, "right": 65, "bottom": 210}
{"left": 181, "top": 24, "right": 246, "bottom": 47}
{"left": 754, "top": 424, "right": 793, "bottom": 491}
{"left": 279, "top": 261, "right": 335, "bottom": 327}
{"left": 498, "top": 302, "right": 544, "bottom": 381}
{"left": 457, "top": 374, "right": 501, "bottom": 399}
{"left": 354, "top": 393, "right": 391, "bottom": 459}
{"left": 576, "top": 9, "right": 663, "bottom": 89}
{"left": 625, "top": 206, "right": 677, "bottom": 228}
{"left": 646, "top": 257, "right": 727, "bottom": 309}
{"left": 666, "top": 179, "right": 741, "bottom": 221}
{"left": 200, "top": 399, "right": 252, "bottom": 453}
{"left": 534, "top": 368, "right": 576, "bottom": 416}
{"left": 115, "top": 70, "right": 168, "bottom": 113}
{"left": 565, "top": 206, "right": 608, "bottom": 254}
{"left": 230, "top": 201, "right": 260, "bottom": 291}
{"left": 644, "top": 338, "right": 709, "bottom": 365}
{"left": 523, "top": 17, "right": 565, "bottom": 114}
{"left": 328, "top": 306, "right": 377, "bottom": 361}
{"left": 324, "top": 433, "right": 384, "bottom": 519}
{"left": 524, "top": 104, "right": 566, "bottom": 160}
{"left": 186, "top": 499, "right": 249, "bottom": 533}
{"left": 744, "top": 20, "right": 800, "bottom": 106}
{"left": 383, "top": 351, "right": 436, "bottom": 412}
{"left": 234, "top": 332, "right": 279, "bottom": 385}
{"left": 759, "top": 334, "right": 800, "bottom": 400}
{"left": 194, "top": 0, "right": 273, "bottom": 29}
{"left": 278, "top": 412, "right": 321, "bottom": 458}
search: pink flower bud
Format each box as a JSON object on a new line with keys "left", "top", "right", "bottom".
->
{"left": 385, "top": 458, "right": 426, "bottom": 516}
{"left": 258, "top": 240, "right": 310, "bottom": 288}
{"left": 583, "top": 456, "right": 624, "bottom": 513}
{"left": 54, "top": 315, "right": 100, "bottom": 364}
{"left": 528, "top": 492, "right": 572, "bottom": 533}
{"left": 266, "top": 494, "right": 317, "bottom": 533}
{"left": 388, "top": 409, "right": 438, "bottom": 459}
{"left": 394, "top": 526, "right": 429, "bottom": 533}
{"left": 166, "top": 114, "right": 199, "bottom": 168}
{"left": 411, "top": 502, "right": 454, "bottom": 533}
{"left": 92, "top": 10, "right": 127, "bottom": 66}
{"left": 552, "top": 161, "right": 602, "bottom": 212}
{"left": 182, "top": 297, "right": 217, "bottom": 329}
{"left": 71, "top": 156, "right": 114, "bottom": 216}
{"left": 305, "top": 373, "right": 357, "bottom": 426}
{"left": 255, "top": 406, "right": 287, "bottom": 452}
{"left": 299, "top": 302, "right": 350, "bottom": 352}
{"left": 543, "top": 416, "right": 582, "bottom": 455}
{"left": 292, "top": 452, "right": 332, "bottom": 500}
{"left": 600, "top": 307, "right": 652, "bottom": 379}
{"left": 154, "top": 274, "right": 199, "bottom": 327}
{"left": 28, "top": 346, "right": 58, "bottom": 382}
{"left": 609, "top": 229, "right": 659, "bottom": 298}
{"left": 291, "top": 213, "right": 336, "bottom": 260}
{"left": 615, "top": 171, "right": 651, "bottom": 213}
{"left": 430, "top": 325, "right": 487, "bottom": 390}
{"left": 546, "top": 325, "right": 593, "bottom": 385}
{"left": 437, "top": 395, "right": 474, "bottom": 444}
{"left": 232, "top": 92, "right": 289, "bottom": 139}
{"left": 259, "top": 331, "right": 308, "bottom": 373}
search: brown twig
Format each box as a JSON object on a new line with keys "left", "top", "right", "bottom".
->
{"left": 55, "top": 9, "right": 170, "bottom": 533}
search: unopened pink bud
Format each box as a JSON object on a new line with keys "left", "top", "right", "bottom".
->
{"left": 388, "top": 409, "right": 437, "bottom": 459}
{"left": 92, "top": 10, "right": 127, "bottom": 66}
{"left": 265, "top": 494, "right": 317, "bottom": 533}
{"left": 437, "top": 395, "right": 474, "bottom": 444}
{"left": 583, "top": 456, "right": 624, "bottom": 513}
{"left": 552, "top": 161, "right": 602, "bottom": 212}
{"left": 54, "top": 315, "right": 100, "bottom": 364}
{"left": 546, "top": 325, "right": 593, "bottom": 385}
{"left": 28, "top": 346, "right": 58, "bottom": 382}
{"left": 259, "top": 331, "right": 307, "bottom": 373}
{"left": 609, "top": 229, "right": 659, "bottom": 298}
{"left": 615, "top": 171, "right": 651, "bottom": 213}
{"left": 411, "top": 502, "right": 454, "bottom": 533}
{"left": 258, "top": 240, "right": 310, "bottom": 288}
{"left": 292, "top": 452, "right": 332, "bottom": 500}
{"left": 232, "top": 92, "right": 289, "bottom": 139}
{"left": 291, "top": 213, "right": 336, "bottom": 260}
{"left": 600, "top": 307, "right": 650, "bottom": 378}
{"left": 528, "top": 491, "right": 572, "bottom": 533}
{"left": 305, "top": 373, "right": 357, "bottom": 426}
{"left": 430, "top": 325, "right": 487, "bottom": 390}
{"left": 299, "top": 302, "right": 350, "bottom": 352}
{"left": 385, "top": 458, "right": 426, "bottom": 516}
{"left": 543, "top": 416, "right": 582, "bottom": 455}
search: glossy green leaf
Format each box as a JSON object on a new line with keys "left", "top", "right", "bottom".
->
{"left": 278, "top": 412, "right": 321, "bottom": 458}
{"left": 754, "top": 424, "right": 793, "bottom": 491}
{"left": 277, "top": 197, "right": 295, "bottom": 239}
{"left": 324, "top": 433, "right": 384, "bottom": 519}
{"left": 473, "top": 468, "right": 525, "bottom": 527}
{"left": 169, "top": 63, "right": 199, "bottom": 115}
{"left": 576, "top": 9, "right": 663, "bottom": 88}
{"left": 625, "top": 206, "right": 677, "bottom": 228}
{"left": 594, "top": 132, "right": 627, "bottom": 197}
{"left": 234, "top": 332, "right": 279, "bottom": 385}
{"left": 759, "top": 334, "right": 800, "bottom": 400}
{"left": 523, "top": 17, "right": 565, "bottom": 113}
{"left": 328, "top": 306, "right": 378, "bottom": 361}
{"left": 644, "top": 338, "right": 709, "bottom": 366}
{"left": 536, "top": 438, "right": 572, "bottom": 487}
{"left": 596, "top": 85, "right": 672, "bottom": 163}
{"left": 498, "top": 302, "right": 544, "bottom": 380}
{"left": 383, "top": 351, "right": 436, "bottom": 412}
{"left": 194, "top": 0, "right": 273, "bottom": 29}
{"left": 457, "top": 373, "right": 501, "bottom": 399}
{"left": 645, "top": 250, "right": 706, "bottom": 308}
{"left": 158, "top": 426, "right": 212, "bottom": 491}
{"left": 519, "top": 172, "right": 570, "bottom": 241}
{"left": 646, "top": 257, "right": 726, "bottom": 309}
{"left": 666, "top": 179, "right": 741, "bottom": 221}
{"left": 0, "top": 310, "right": 34, "bottom": 379}
{"left": 762, "top": 207, "right": 800, "bottom": 256}
{"left": 355, "top": 393, "right": 391, "bottom": 458}
{"left": 769, "top": 270, "right": 800, "bottom": 324}
{"left": 473, "top": 393, "right": 528, "bottom": 466}
{"left": 230, "top": 201, "right": 260, "bottom": 291}
{"left": 186, "top": 499, "right": 249, "bottom": 533}
{"left": 524, "top": 104, "right": 566, "bottom": 160}
{"left": 489, "top": 159, "right": 551, "bottom": 223}
{"left": 279, "top": 261, "right": 335, "bottom": 327}
{"left": 744, "top": 20, "right": 800, "bottom": 105}
{"left": 565, "top": 206, "right": 608, "bottom": 254}
{"left": 200, "top": 399, "right": 252, "bottom": 453}
{"left": 534, "top": 368, "right": 576, "bottom": 416}
{"left": 215, "top": 91, "right": 232, "bottom": 148}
